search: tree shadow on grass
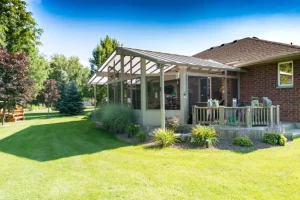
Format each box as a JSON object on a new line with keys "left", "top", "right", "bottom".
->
{"left": 0, "top": 119, "right": 130, "bottom": 162}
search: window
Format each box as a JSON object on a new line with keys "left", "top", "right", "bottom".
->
{"left": 278, "top": 61, "right": 293, "bottom": 87}
{"left": 146, "top": 76, "right": 180, "bottom": 110}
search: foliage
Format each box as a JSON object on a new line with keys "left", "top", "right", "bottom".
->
{"left": 127, "top": 123, "right": 140, "bottom": 138}
{"left": 28, "top": 50, "right": 50, "bottom": 96}
{"left": 136, "top": 131, "right": 147, "bottom": 142}
{"left": 278, "top": 134, "right": 287, "bottom": 146}
{"left": 89, "top": 35, "right": 121, "bottom": 73}
{"left": 58, "top": 82, "right": 84, "bottom": 115}
{"left": 25, "top": 104, "right": 45, "bottom": 111}
{"left": 98, "top": 104, "right": 134, "bottom": 133}
{"left": 0, "top": 0, "right": 43, "bottom": 53}
{"left": 166, "top": 116, "right": 180, "bottom": 131}
{"left": 263, "top": 125, "right": 287, "bottom": 146}
{"left": 191, "top": 125, "right": 218, "bottom": 147}
{"left": 233, "top": 136, "right": 253, "bottom": 147}
{"left": 154, "top": 128, "right": 176, "bottom": 147}
{"left": 0, "top": 48, "right": 35, "bottom": 125}
{"left": 39, "top": 79, "right": 60, "bottom": 115}
{"left": 263, "top": 133, "right": 287, "bottom": 146}
{"left": 48, "top": 54, "right": 92, "bottom": 101}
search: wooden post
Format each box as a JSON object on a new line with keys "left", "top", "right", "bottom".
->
{"left": 219, "top": 106, "right": 225, "bottom": 127}
{"left": 120, "top": 55, "right": 124, "bottom": 105}
{"left": 270, "top": 106, "right": 274, "bottom": 126}
{"left": 160, "top": 63, "right": 165, "bottom": 129}
{"left": 224, "top": 70, "right": 228, "bottom": 107}
{"left": 130, "top": 56, "right": 133, "bottom": 108}
{"left": 276, "top": 105, "right": 280, "bottom": 125}
{"left": 246, "top": 106, "right": 252, "bottom": 128}
{"left": 192, "top": 106, "right": 196, "bottom": 125}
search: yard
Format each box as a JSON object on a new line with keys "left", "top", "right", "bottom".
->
{"left": 0, "top": 110, "right": 299, "bottom": 200}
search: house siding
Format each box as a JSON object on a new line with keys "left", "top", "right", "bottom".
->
{"left": 240, "top": 59, "right": 300, "bottom": 122}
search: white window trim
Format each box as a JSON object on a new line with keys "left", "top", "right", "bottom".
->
{"left": 278, "top": 61, "right": 293, "bottom": 87}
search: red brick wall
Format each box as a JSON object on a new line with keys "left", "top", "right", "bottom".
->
{"left": 240, "top": 60, "right": 300, "bottom": 122}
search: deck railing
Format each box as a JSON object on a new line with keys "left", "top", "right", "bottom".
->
{"left": 192, "top": 105, "right": 280, "bottom": 127}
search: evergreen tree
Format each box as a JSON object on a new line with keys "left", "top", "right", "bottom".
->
{"left": 59, "top": 82, "right": 84, "bottom": 115}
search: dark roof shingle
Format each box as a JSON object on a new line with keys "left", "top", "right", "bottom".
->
{"left": 193, "top": 37, "right": 300, "bottom": 66}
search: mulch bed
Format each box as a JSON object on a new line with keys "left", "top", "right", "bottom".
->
{"left": 116, "top": 133, "right": 291, "bottom": 151}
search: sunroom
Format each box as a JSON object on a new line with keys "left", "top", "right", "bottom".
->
{"left": 88, "top": 47, "right": 280, "bottom": 129}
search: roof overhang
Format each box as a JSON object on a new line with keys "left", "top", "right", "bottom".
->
{"left": 236, "top": 52, "right": 300, "bottom": 67}
{"left": 88, "top": 47, "right": 246, "bottom": 85}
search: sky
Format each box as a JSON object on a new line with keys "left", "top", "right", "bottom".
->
{"left": 25, "top": 0, "right": 300, "bottom": 67}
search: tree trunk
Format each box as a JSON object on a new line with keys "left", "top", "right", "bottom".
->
{"left": 48, "top": 104, "right": 50, "bottom": 118}
{"left": 2, "top": 106, "right": 6, "bottom": 126}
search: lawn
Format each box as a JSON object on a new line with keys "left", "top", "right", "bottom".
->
{"left": 0, "top": 110, "right": 299, "bottom": 199}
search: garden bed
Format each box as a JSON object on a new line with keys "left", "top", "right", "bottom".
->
{"left": 115, "top": 133, "right": 290, "bottom": 151}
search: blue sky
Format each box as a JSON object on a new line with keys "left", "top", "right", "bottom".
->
{"left": 25, "top": 0, "right": 300, "bottom": 66}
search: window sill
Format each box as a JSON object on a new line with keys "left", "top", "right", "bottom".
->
{"left": 276, "top": 85, "right": 294, "bottom": 89}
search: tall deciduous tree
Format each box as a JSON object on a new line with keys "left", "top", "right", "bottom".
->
{"left": 0, "top": 48, "right": 35, "bottom": 125}
{"left": 0, "top": 0, "right": 43, "bottom": 53}
{"left": 39, "top": 79, "right": 60, "bottom": 117}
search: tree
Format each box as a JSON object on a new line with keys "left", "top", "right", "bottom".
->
{"left": 0, "top": 0, "right": 43, "bottom": 53}
{"left": 0, "top": 48, "right": 34, "bottom": 125}
{"left": 59, "top": 82, "right": 84, "bottom": 115}
{"left": 39, "top": 79, "right": 60, "bottom": 117}
{"left": 89, "top": 36, "right": 121, "bottom": 103}
{"left": 28, "top": 50, "right": 50, "bottom": 96}
{"left": 89, "top": 35, "right": 120, "bottom": 73}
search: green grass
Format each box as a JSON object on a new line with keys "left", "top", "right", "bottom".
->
{"left": 0, "top": 111, "right": 299, "bottom": 199}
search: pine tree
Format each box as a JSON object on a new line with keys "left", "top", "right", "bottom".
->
{"left": 59, "top": 82, "right": 84, "bottom": 115}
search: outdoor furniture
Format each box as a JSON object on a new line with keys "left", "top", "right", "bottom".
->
{"left": 0, "top": 108, "right": 25, "bottom": 122}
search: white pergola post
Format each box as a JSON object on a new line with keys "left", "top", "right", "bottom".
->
{"left": 120, "top": 54, "right": 124, "bottom": 105}
{"left": 160, "top": 64, "right": 165, "bottom": 129}
{"left": 94, "top": 84, "right": 97, "bottom": 110}
{"left": 130, "top": 56, "right": 133, "bottom": 107}
{"left": 224, "top": 70, "right": 228, "bottom": 107}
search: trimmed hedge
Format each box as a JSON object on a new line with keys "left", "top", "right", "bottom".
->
{"left": 262, "top": 133, "right": 287, "bottom": 146}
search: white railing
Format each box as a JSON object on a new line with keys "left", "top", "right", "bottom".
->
{"left": 192, "top": 105, "right": 280, "bottom": 127}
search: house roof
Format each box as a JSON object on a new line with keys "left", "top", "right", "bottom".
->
{"left": 194, "top": 37, "right": 300, "bottom": 67}
{"left": 89, "top": 46, "right": 245, "bottom": 85}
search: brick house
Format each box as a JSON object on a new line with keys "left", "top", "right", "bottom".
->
{"left": 195, "top": 37, "right": 300, "bottom": 123}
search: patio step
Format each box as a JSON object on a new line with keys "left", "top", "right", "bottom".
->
{"left": 285, "top": 129, "right": 300, "bottom": 139}
{"left": 281, "top": 122, "right": 296, "bottom": 131}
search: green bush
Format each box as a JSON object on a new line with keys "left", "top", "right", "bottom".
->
{"left": 154, "top": 128, "right": 177, "bottom": 147}
{"left": 98, "top": 104, "right": 134, "bottom": 134}
{"left": 127, "top": 123, "right": 140, "bottom": 138}
{"left": 278, "top": 134, "right": 287, "bottom": 146}
{"left": 190, "top": 125, "right": 218, "bottom": 147}
{"left": 166, "top": 117, "right": 180, "bottom": 131}
{"left": 233, "top": 136, "right": 253, "bottom": 147}
{"left": 136, "top": 131, "right": 147, "bottom": 142}
{"left": 262, "top": 133, "right": 287, "bottom": 146}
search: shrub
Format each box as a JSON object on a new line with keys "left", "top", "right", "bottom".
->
{"left": 191, "top": 125, "right": 218, "bottom": 147}
{"left": 262, "top": 133, "right": 279, "bottom": 145}
{"left": 154, "top": 128, "right": 177, "bottom": 147}
{"left": 263, "top": 125, "right": 287, "bottom": 146}
{"left": 166, "top": 117, "right": 180, "bottom": 131}
{"left": 233, "top": 136, "right": 253, "bottom": 147}
{"left": 98, "top": 104, "right": 134, "bottom": 133}
{"left": 127, "top": 123, "right": 140, "bottom": 138}
{"left": 262, "top": 133, "right": 287, "bottom": 146}
{"left": 136, "top": 131, "right": 147, "bottom": 142}
{"left": 278, "top": 134, "right": 287, "bottom": 146}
